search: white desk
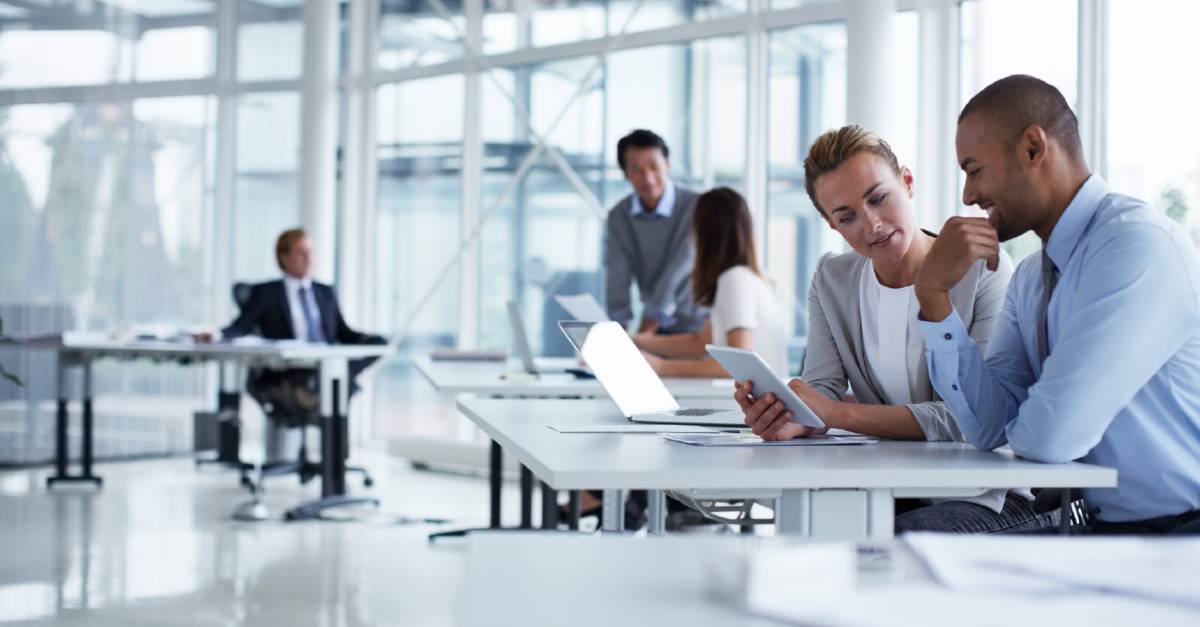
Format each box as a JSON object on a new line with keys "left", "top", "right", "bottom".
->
{"left": 459, "top": 533, "right": 1200, "bottom": 627}
{"left": 456, "top": 398, "right": 1117, "bottom": 539}
{"left": 412, "top": 354, "right": 735, "bottom": 399}
{"left": 1, "top": 336, "right": 390, "bottom": 518}
{"left": 415, "top": 353, "right": 738, "bottom": 536}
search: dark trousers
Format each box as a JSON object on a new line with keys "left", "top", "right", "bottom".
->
{"left": 1087, "top": 510, "right": 1200, "bottom": 535}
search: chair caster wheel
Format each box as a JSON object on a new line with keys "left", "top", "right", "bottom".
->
{"left": 363, "top": 477, "right": 374, "bottom": 487}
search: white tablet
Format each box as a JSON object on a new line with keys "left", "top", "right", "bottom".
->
{"left": 705, "top": 345, "right": 825, "bottom": 429}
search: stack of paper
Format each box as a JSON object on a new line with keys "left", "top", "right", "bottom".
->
{"left": 904, "top": 532, "right": 1200, "bottom": 609}
{"left": 663, "top": 433, "right": 878, "bottom": 446}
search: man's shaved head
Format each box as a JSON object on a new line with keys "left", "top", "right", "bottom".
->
{"left": 959, "top": 74, "right": 1083, "bottom": 161}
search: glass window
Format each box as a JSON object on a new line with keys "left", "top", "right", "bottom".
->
{"left": 372, "top": 75, "right": 465, "bottom": 441}
{"left": 234, "top": 92, "right": 301, "bottom": 281}
{"left": 378, "top": 0, "right": 465, "bottom": 71}
{"left": 766, "top": 22, "right": 846, "bottom": 343}
{"left": 0, "top": 2, "right": 215, "bottom": 88}
{"left": 0, "top": 97, "right": 216, "bottom": 463}
{"left": 477, "top": 37, "right": 747, "bottom": 357}
{"left": 239, "top": 1, "right": 304, "bottom": 81}
{"left": 483, "top": 0, "right": 746, "bottom": 55}
{"left": 890, "top": 10, "right": 919, "bottom": 193}
{"left": 772, "top": 0, "right": 838, "bottom": 10}
{"left": 1107, "top": 0, "right": 1200, "bottom": 244}
{"left": 960, "top": 0, "right": 1077, "bottom": 262}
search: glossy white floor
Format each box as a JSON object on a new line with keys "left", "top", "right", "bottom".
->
{"left": 0, "top": 452, "right": 527, "bottom": 626}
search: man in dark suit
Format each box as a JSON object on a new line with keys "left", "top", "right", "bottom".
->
{"left": 198, "top": 228, "right": 383, "bottom": 421}
{"left": 217, "top": 228, "right": 379, "bottom": 346}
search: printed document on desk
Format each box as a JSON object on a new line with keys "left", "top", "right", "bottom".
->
{"left": 904, "top": 533, "right": 1200, "bottom": 610}
{"left": 663, "top": 433, "right": 877, "bottom": 446}
{"left": 549, "top": 424, "right": 719, "bottom": 434}
{"left": 554, "top": 294, "right": 610, "bottom": 321}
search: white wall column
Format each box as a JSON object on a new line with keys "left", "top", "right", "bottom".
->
{"left": 1077, "top": 0, "right": 1109, "bottom": 178}
{"left": 745, "top": 0, "right": 769, "bottom": 256}
{"left": 339, "top": 0, "right": 379, "bottom": 325}
{"left": 300, "top": 0, "right": 341, "bottom": 282}
{"left": 916, "top": 0, "right": 961, "bottom": 226}
{"left": 458, "top": 0, "right": 484, "bottom": 349}
{"left": 846, "top": 0, "right": 899, "bottom": 141}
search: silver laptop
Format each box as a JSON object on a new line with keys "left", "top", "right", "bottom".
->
{"left": 559, "top": 320, "right": 744, "bottom": 426}
{"left": 508, "top": 300, "right": 566, "bottom": 376}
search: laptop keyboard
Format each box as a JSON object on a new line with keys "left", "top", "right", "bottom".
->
{"left": 671, "top": 408, "right": 724, "bottom": 416}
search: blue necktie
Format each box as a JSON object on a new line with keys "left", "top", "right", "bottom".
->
{"left": 298, "top": 286, "right": 327, "bottom": 343}
{"left": 1036, "top": 249, "right": 1058, "bottom": 364}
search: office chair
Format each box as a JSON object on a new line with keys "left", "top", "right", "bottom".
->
{"left": 1030, "top": 488, "right": 1092, "bottom": 534}
{"left": 231, "top": 282, "right": 374, "bottom": 495}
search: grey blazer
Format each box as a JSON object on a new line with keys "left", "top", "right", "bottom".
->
{"left": 803, "top": 247, "right": 1014, "bottom": 441}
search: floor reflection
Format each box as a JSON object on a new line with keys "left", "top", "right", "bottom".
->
{"left": 0, "top": 452, "right": 512, "bottom": 626}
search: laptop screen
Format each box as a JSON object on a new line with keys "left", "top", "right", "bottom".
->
{"left": 558, "top": 321, "right": 679, "bottom": 417}
{"left": 506, "top": 301, "right": 537, "bottom": 375}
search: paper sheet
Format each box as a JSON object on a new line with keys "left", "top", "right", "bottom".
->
{"left": 748, "top": 584, "right": 1200, "bottom": 627}
{"left": 663, "top": 433, "right": 878, "bottom": 446}
{"left": 553, "top": 294, "right": 610, "bottom": 322}
{"left": 548, "top": 424, "right": 718, "bottom": 434}
{"left": 904, "top": 533, "right": 1200, "bottom": 610}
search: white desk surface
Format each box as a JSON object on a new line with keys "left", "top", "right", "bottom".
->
{"left": 459, "top": 533, "right": 1200, "bottom": 627}
{"left": 458, "top": 533, "right": 824, "bottom": 627}
{"left": 1, "top": 336, "right": 391, "bottom": 362}
{"left": 455, "top": 398, "right": 1118, "bottom": 492}
{"left": 413, "top": 354, "right": 736, "bottom": 399}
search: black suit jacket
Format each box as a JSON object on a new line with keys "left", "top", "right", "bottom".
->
{"left": 222, "top": 280, "right": 380, "bottom": 345}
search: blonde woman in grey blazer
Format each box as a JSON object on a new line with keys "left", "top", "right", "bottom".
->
{"left": 736, "top": 125, "right": 1053, "bottom": 533}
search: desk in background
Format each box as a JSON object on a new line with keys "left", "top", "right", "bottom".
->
{"left": 414, "top": 353, "right": 737, "bottom": 534}
{"left": 0, "top": 335, "right": 390, "bottom": 519}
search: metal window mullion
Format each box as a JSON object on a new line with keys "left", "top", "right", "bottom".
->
{"left": 915, "top": 0, "right": 959, "bottom": 224}
{"left": 459, "top": 0, "right": 484, "bottom": 349}
{"left": 363, "top": 4, "right": 846, "bottom": 87}
{"left": 213, "top": 0, "right": 238, "bottom": 323}
{"left": 746, "top": 0, "right": 769, "bottom": 263}
{"left": 1077, "top": 0, "right": 1109, "bottom": 178}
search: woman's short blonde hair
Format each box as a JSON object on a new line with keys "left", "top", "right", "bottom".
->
{"left": 803, "top": 125, "right": 901, "bottom": 215}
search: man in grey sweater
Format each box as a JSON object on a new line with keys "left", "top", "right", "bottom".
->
{"left": 604, "top": 129, "right": 706, "bottom": 334}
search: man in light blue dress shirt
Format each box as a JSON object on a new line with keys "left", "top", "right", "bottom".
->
{"left": 914, "top": 75, "right": 1200, "bottom": 534}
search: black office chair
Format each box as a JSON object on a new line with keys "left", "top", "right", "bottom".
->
{"left": 1030, "top": 488, "right": 1092, "bottom": 534}
{"left": 231, "top": 282, "right": 374, "bottom": 494}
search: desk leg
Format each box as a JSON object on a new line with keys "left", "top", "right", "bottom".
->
{"left": 320, "top": 378, "right": 347, "bottom": 498}
{"left": 47, "top": 356, "right": 102, "bottom": 489}
{"left": 519, "top": 466, "right": 534, "bottom": 529}
{"left": 540, "top": 481, "right": 558, "bottom": 530}
{"left": 282, "top": 362, "right": 378, "bottom": 521}
{"left": 52, "top": 358, "right": 68, "bottom": 483}
{"left": 79, "top": 359, "right": 97, "bottom": 483}
{"left": 775, "top": 490, "right": 811, "bottom": 537}
{"left": 601, "top": 490, "right": 624, "bottom": 533}
{"left": 779, "top": 489, "right": 888, "bottom": 540}
{"left": 647, "top": 490, "right": 665, "bottom": 535}
{"left": 567, "top": 491, "right": 580, "bottom": 530}
{"left": 489, "top": 440, "right": 502, "bottom": 528}
{"left": 867, "top": 489, "right": 894, "bottom": 540}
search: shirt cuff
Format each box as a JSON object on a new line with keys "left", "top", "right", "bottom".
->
{"left": 642, "top": 305, "right": 676, "bottom": 326}
{"left": 917, "top": 307, "right": 972, "bottom": 354}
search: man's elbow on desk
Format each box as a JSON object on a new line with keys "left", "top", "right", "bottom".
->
{"left": 1006, "top": 428, "right": 1093, "bottom": 464}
